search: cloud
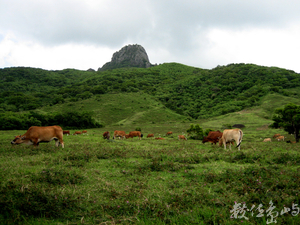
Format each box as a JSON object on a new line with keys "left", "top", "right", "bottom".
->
{"left": 1, "top": 0, "right": 300, "bottom": 71}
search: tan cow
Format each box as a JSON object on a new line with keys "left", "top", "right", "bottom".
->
{"left": 273, "top": 134, "right": 281, "bottom": 138}
{"left": 263, "top": 138, "right": 271, "bottom": 142}
{"left": 11, "top": 125, "right": 64, "bottom": 148}
{"left": 147, "top": 133, "right": 154, "bottom": 138}
{"left": 219, "top": 128, "right": 243, "bottom": 150}
{"left": 63, "top": 130, "right": 70, "bottom": 136}
{"left": 178, "top": 135, "right": 187, "bottom": 140}
{"left": 276, "top": 136, "right": 285, "bottom": 141}
{"left": 126, "top": 131, "right": 142, "bottom": 140}
{"left": 113, "top": 130, "right": 127, "bottom": 140}
{"left": 166, "top": 131, "right": 173, "bottom": 136}
{"left": 103, "top": 131, "right": 110, "bottom": 140}
{"left": 73, "top": 131, "right": 82, "bottom": 135}
{"left": 82, "top": 130, "right": 87, "bottom": 135}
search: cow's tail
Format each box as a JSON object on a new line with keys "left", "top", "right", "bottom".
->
{"left": 236, "top": 130, "right": 243, "bottom": 148}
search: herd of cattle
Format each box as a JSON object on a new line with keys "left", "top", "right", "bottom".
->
{"left": 10, "top": 125, "right": 294, "bottom": 149}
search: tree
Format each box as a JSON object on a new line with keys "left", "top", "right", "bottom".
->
{"left": 186, "top": 124, "right": 203, "bottom": 140}
{"left": 271, "top": 103, "right": 300, "bottom": 142}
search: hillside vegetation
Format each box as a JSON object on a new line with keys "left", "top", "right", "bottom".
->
{"left": 0, "top": 63, "right": 300, "bottom": 129}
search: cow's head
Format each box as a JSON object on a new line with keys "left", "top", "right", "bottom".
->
{"left": 11, "top": 135, "right": 26, "bottom": 145}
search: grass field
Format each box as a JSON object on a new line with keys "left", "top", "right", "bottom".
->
{"left": 1, "top": 116, "right": 299, "bottom": 225}
{"left": 1, "top": 91, "right": 300, "bottom": 224}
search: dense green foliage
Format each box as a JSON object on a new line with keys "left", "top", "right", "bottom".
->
{"left": 0, "top": 111, "right": 103, "bottom": 130}
{"left": 1, "top": 63, "right": 299, "bottom": 128}
{"left": 186, "top": 124, "right": 204, "bottom": 140}
{"left": 271, "top": 103, "right": 300, "bottom": 142}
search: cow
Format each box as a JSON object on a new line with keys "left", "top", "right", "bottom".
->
{"left": 103, "top": 131, "right": 110, "bottom": 140}
{"left": 263, "top": 138, "right": 272, "bottom": 142}
{"left": 219, "top": 128, "right": 243, "bottom": 150}
{"left": 166, "top": 131, "right": 173, "bottom": 136}
{"left": 63, "top": 130, "right": 70, "bottom": 136}
{"left": 147, "top": 133, "right": 154, "bottom": 138}
{"left": 273, "top": 134, "right": 281, "bottom": 138}
{"left": 82, "top": 130, "right": 87, "bottom": 135}
{"left": 202, "top": 131, "right": 223, "bottom": 145}
{"left": 276, "top": 136, "right": 285, "bottom": 141}
{"left": 11, "top": 125, "right": 64, "bottom": 148}
{"left": 178, "top": 135, "right": 187, "bottom": 140}
{"left": 126, "top": 131, "right": 142, "bottom": 140}
{"left": 73, "top": 131, "right": 82, "bottom": 135}
{"left": 113, "top": 130, "right": 127, "bottom": 140}
{"left": 155, "top": 137, "right": 165, "bottom": 140}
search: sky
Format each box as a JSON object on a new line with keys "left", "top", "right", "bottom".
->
{"left": 1, "top": 0, "right": 300, "bottom": 72}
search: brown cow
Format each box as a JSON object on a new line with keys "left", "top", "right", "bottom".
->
{"left": 113, "top": 130, "right": 127, "bottom": 139}
{"left": 276, "top": 136, "right": 285, "bottom": 141}
{"left": 155, "top": 137, "right": 165, "bottom": 140}
{"left": 178, "top": 135, "right": 187, "bottom": 140}
{"left": 273, "top": 134, "right": 281, "bottom": 138}
{"left": 263, "top": 138, "right": 271, "bottom": 142}
{"left": 147, "top": 133, "right": 154, "bottom": 138}
{"left": 11, "top": 125, "right": 64, "bottom": 148}
{"left": 103, "top": 131, "right": 110, "bottom": 140}
{"left": 219, "top": 129, "right": 243, "bottom": 150}
{"left": 63, "top": 130, "right": 70, "bottom": 136}
{"left": 73, "top": 131, "right": 82, "bottom": 135}
{"left": 202, "top": 131, "right": 222, "bottom": 144}
{"left": 82, "top": 130, "right": 87, "bottom": 135}
{"left": 166, "top": 131, "right": 173, "bottom": 136}
{"left": 126, "top": 131, "right": 142, "bottom": 140}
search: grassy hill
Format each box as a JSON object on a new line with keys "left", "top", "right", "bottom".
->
{"left": 37, "top": 92, "right": 189, "bottom": 126}
{"left": 1, "top": 63, "right": 300, "bottom": 130}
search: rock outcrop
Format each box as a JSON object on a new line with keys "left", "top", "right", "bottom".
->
{"left": 98, "top": 44, "right": 154, "bottom": 71}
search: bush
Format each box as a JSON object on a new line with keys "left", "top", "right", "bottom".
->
{"left": 187, "top": 124, "right": 203, "bottom": 140}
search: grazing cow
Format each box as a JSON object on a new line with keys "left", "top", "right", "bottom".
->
{"left": 273, "top": 134, "right": 281, "bottom": 138}
{"left": 73, "top": 131, "right": 82, "bottom": 135}
{"left": 126, "top": 131, "right": 142, "bottom": 140}
{"left": 202, "top": 131, "right": 223, "bottom": 145}
{"left": 113, "top": 130, "right": 127, "bottom": 140}
{"left": 219, "top": 128, "right": 243, "bottom": 150}
{"left": 155, "top": 137, "right": 165, "bottom": 140}
{"left": 276, "top": 136, "right": 285, "bottom": 141}
{"left": 166, "top": 131, "right": 173, "bottom": 136}
{"left": 63, "top": 130, "right": 70, "bottom": 136}
{"left": 82, "top": 130, "right": 87, "bottom": 135}
{"left": 11, "top": 125, "right": 64, "bottom": 148}
{"left": 147, "top": 133, "right": 154, "bottom": 138}
{"left": 103, "top": 131, "right": 110, "bottom": 140}
{"left": 263, "top": 138, "right": 271, "bottom": 142}
{"left": 178, "top": 135, "right": 187, "bottom": 140}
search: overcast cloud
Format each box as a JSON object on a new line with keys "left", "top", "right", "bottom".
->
{"left": 1, "top": 0, "right": 300, "bottom": 72}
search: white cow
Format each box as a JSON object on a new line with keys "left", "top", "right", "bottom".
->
{"left": 263, "top": 138, "right": 271, "bottom": 142}
{"left": 219, "top": 128, "right": 243, "bottom": 150}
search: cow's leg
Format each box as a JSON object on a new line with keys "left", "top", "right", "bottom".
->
{"left": 32, "top": 138, "right": 39, "bottom": 147}
{"left": 223, "top": 140, "right": 226, "bottom": 150}
{"left": 55, "top": 139, "right": 60, "bottom": 147}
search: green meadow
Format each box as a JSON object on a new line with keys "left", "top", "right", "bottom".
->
{"left": 1, "top": 92, "right": 300, "bottom": 224}
{"left": 1, "top": 63, "right": 300, "bottom": 224}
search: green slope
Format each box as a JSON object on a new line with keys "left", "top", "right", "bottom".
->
{"left": 37, "top": 92, "right": 189, "bottom": 126}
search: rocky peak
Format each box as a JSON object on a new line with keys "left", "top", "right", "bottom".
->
{"left": 98, "top": 44, "right": 154, "bottom": 71}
